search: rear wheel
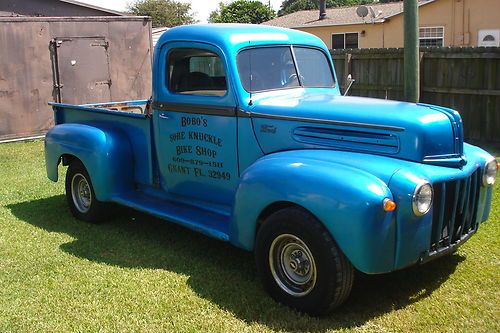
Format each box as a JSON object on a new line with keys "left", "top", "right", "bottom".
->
{"left": 255, "top": 207, "right": 354, "bottom": 315}
{"left": 65, "top": 160, "right": 109, "bottom": 223}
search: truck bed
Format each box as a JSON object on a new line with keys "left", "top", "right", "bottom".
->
{"left": 49, "top": 99, "right": 154, "bottom": 187}
{"left": 50, "top": 99, "right": 150, "bottom": 122}
{"left": 83, "top": 100, "right": 150, "bottom": 115}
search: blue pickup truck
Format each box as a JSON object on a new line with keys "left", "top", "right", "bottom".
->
{"left": 45, "top": 24, "right": 497, "bottom": 315}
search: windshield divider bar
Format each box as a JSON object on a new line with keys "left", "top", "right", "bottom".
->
{"left": 290, "top": 46, "right": 303, "bottom": 87}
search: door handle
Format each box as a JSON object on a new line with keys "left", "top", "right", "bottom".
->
{"left": 159, "top": 113, "right": 169, "bottom": 119}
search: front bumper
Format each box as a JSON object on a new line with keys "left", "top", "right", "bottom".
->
{"left": 389, "top": 144, "right": 494, "bottom": 271}
{"left": 419, "top": 227, "right": 476, "bottom": 264}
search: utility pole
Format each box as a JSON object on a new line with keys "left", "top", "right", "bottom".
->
{"left": 404, "top": 0, "right": 419, "bottom": 103}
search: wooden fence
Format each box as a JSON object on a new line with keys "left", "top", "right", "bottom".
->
{"left": 331, "top": 47, "right": 500, "bottom": 142}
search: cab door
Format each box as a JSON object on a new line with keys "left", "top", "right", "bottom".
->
{"left": 153, "top": 42, "right": 239, "bottom": 206}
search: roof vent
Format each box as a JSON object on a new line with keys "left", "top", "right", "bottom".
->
{"left": 478, "top": 29, "right": 499, "bottom": 47}
{"left": 319, "top": 0, "right": 327, "bottom": 20}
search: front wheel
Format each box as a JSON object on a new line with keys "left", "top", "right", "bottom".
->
{"left": 255, "top": 207, "right": 354, "bottom": 315}
{"left": 65, "top": 160, "right": 109, "bottom": 223}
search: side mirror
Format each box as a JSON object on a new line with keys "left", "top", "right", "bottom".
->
{"left": 343, "top": 74, "right": 355, "bottom": 96}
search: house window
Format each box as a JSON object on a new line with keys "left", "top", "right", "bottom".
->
{"left": 331, "top": 33, "right": 359, "bottom": 50}
{"left": 419, "top": 26, "right": 444, "bottom": 47}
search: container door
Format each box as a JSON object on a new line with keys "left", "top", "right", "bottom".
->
{"left": 54, "top": 37, "right": 111, "bottom": 104}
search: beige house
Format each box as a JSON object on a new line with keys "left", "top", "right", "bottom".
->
{"left": 264, "top": 0, "right": 500, "bottom": 49}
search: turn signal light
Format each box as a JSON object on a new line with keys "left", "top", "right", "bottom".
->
{"left": 383, "top": 198, "right": 397, "bottom": 212}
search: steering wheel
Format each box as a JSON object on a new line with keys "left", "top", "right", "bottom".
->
{"left": 286, "top": 73, "right": 305, "bottom": 87}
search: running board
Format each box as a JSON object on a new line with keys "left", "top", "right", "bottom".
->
{"left": 112, "top": 191, "right": 230, "bottom": 241}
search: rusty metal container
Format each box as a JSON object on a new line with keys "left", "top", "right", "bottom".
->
{"left": 0, "top": 16, "right": 152, "bottom": 141}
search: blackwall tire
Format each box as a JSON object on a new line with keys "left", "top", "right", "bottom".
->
{"left": 255, "top": 207, "right": 354, "bottom": 315}
{"left": 65, "top": 160, "right": 109, "bottom": 223}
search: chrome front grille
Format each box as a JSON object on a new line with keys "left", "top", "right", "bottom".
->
{"left": 430, "top": 169, "right": 481, "bottom": 254}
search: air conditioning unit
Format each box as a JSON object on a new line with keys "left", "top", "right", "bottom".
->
{"left": 478, "top": 29, "right": 500, "bottom": 47}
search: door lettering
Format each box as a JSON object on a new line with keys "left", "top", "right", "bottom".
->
{"left": 166, "top": 117, "right": 231, "bottom": 181}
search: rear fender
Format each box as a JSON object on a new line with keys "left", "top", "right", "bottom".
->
{"left": 231, "top": 153, "right": 397, "bottom": 273}
{"left": 44, "top": 123, "right": 134, "bottom": 201}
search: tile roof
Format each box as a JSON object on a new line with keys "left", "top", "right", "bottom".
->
{"left": 263, "top": 0, "right": 435, "bottom": 28}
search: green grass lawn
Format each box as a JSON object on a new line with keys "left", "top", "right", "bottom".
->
{"left": 0, "top": 140, "right": 498, "bottom": 332}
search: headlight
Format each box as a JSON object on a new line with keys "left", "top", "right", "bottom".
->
{"left": 412, "top": 182, "right": 433, "bottom": 216}
{"left": 483, "top": 159, "right": 498, "bottom": 186}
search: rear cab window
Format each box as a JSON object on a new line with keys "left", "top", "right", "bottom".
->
{"left": 167, "top": 48, "right": 227, "bottom": 97}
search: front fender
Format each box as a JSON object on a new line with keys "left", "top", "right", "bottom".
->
{"left": 44, "top": 123, "right": 134, "bottom": 201}
{"left": 388, "top": 143, "right": 496, "bottom": 270}
{"left": 230, "top": 151, "right": 397, "bottom": 274}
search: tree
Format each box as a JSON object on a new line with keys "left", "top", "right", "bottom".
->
{"left": 127, "top": 0, "right": 196, "bottom": 28}
{"left": 278, "top": 0, "right": 376, "bottom": 17}
{"left": 209, "top": 0, "right": 275, "bottom": 24}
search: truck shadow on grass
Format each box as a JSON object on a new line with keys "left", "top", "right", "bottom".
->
{"left": 9, "top": 195, "right": 465, "bottom": 332}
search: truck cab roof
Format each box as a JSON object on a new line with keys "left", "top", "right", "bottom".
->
{"left": 155, "top": 23, "right": 327, "bottom": 53}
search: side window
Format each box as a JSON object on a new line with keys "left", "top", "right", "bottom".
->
{"left": 167, "top": 48, "right": 227, "bottom": 97}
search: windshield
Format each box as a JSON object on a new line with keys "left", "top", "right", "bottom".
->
{"left": 237, "top": 46, "right": 335, "bottom": 92}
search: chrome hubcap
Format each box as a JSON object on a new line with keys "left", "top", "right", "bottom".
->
{"left": 71, "top": 173, "right": 92, "bottom": 213}
{"left": 269, "top": 234, "right": 317, "bottom": 296}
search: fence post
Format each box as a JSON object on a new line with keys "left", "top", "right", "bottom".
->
{"left": 419, "top": 51, "right": 425, "bottom": 99}
{"left": 404, "top": 0, "right": 420, "bottom": 102}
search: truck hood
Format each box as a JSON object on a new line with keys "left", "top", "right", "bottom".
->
{"left": 248, "top": 90, "right": 464, "bottom": 167}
